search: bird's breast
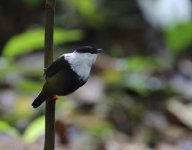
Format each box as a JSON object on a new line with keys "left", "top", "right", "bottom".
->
{"left": 69, "top": 63, "right": 91, "bottom": 81}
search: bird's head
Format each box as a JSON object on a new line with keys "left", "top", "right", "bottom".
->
{"left": 75, "top": 46, "right": 103, "bottom": 54}
{"left": 73, "top": 46, "right": 102, "bottom": 65}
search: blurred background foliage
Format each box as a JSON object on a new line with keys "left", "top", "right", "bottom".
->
{"left": 1, "top": 0, "right": 192, "bottom": 150}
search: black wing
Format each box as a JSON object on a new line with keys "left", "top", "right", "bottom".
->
{"left": 44, "top": 56, "right": 70, "bottom": 78}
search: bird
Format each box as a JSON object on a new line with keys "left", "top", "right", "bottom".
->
{"left": 32, "top": 46, "right": 102, "bottom": 108}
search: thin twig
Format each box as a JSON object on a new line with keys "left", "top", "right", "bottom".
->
{"left": 44, "top": 0, "right": 56, "bottom": 149}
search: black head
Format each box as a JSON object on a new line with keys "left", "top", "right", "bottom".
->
{"left": 75, "top": 46, "right": 103, "bottom": 54}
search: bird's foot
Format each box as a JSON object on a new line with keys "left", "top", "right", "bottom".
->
{"left": 52, "top": 95, "right": 58, "bottom": 101}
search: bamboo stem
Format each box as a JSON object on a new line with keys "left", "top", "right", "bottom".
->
{"left": 44, "top": 0, "right": 56, "bottom": 149}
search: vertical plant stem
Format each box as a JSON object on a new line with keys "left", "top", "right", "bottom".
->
{"left": 44, "top": 0, "right": 56, "bottom": 150}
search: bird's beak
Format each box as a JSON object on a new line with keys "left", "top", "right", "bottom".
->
{"left": 96, "top": 49, "right": 103, "bottom": 53}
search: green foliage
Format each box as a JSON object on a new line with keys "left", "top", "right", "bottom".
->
{"left": 0, "top": 57, "right": 42, "bottom": 92}
{"left": 126, "top": 56, "right": 163, "bottom": 72}
{"left": 102, "top": 70, "right": 124, "bottom": 85}
{"left": 103, "top": 56, "right": 167, "bottom": 95}
{"left": 64, "top": 0, "right": 105, "bottom": 27}
{"left": 21, "top": 0, "right": 43, "bottom": 8}
{"left": 0, "top": 121, "right": 19, "bottom": 137}
{"left": 3, "top": 28, "right": 83, "bottom": 59}
{"left": 23, "top": 116, "right": 45, "bottom": 144}
{"left": 165, "top": 22, "right": 192, "bottom": 54}
{"left": 125, "top": 57, "right": 168, "bottom": 94}
{"left": 124, "top": 73, "right": 150, "bottom": 95}
{"left": 67, "top": 0, "right": 97, "bottom": 16}
{"left": 102, "top": 56, "right": 162, "bottom": 84}
{"left": 85, "top": 121, "right": 113, "bottom": 137}
{"left": 16, "top": 79, "right": 42, "bottom": 93}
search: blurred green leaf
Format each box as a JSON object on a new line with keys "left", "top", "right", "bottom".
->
{"left": 1, "top": 96, "right": 34, "bottom": 125}
{"left": 165, "top": 22, "right": 192, "bottom": 54}
{"left": 3, "top": 28, "right": 83, "bottom": 59}
{"left": 0, "top": 57, "right": 43, "bottom": 90}
{"left": 102, "top": 70, "right": 124, "bottom": 84}
{"left": 0, "top": 121, "right": 19, "bottom": 137}
{"left": 16, "top": 79, "right": 42, "bottom": 93}
{"left": 66, "top": 0, "right": 96, "bottom": 16}
{"left": 21, "top": 0, "right": 43, "bottom": 8}
{"left": 126, "top": 56, "right": 162, "bottom": 72}
{"left": 23, "top": 116, "right": 45, "bottom": 144}
{"left": 15, "top": 96, "right": 34, "bottom": 118}
{"left": 85, "top": 121, "right": 113, "bottom": 137}
{"left": 125, "top": 73, "right": 150, "bottom": 95}
{"left": 65, "top": 0, "right": 104, "bottom": 27}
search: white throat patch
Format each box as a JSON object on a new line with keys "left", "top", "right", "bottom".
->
{"left": 64, "top": 52, "right": 97, "bottom": 81}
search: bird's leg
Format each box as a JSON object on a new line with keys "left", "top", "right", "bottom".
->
{"left": 52, "top": 95, "right": 58, "bottom": 101}
{"left": 48, "top": 95, "right": 58, "bottom": 101}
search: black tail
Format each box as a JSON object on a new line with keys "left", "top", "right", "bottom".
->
{"left": 32, "top": 92, "right": 47, "bottom": 108}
